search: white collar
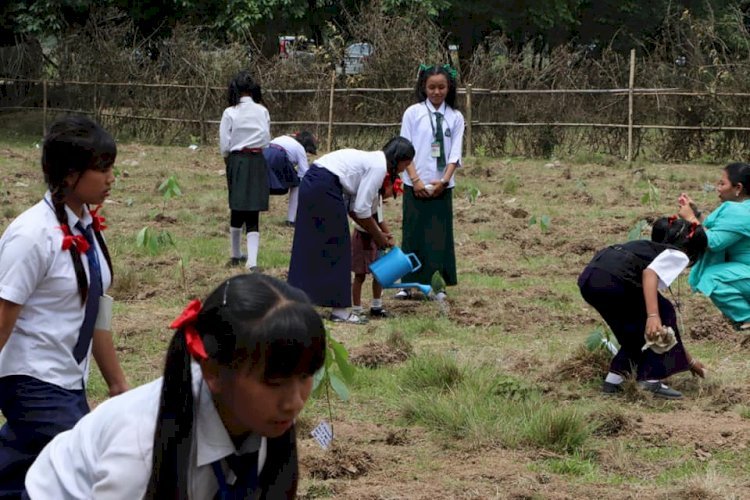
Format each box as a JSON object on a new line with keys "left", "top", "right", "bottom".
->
{"left": 44, "top": 191, "right": 93, "bottom": 229}
{"left": 191, "top": 362, "right": 262, "bottom": 467}
{"left": 239, "top": 96, "right": 254, "bottom": 104}
{"left": 424, "top": 100, "right": 447, "bottom": 114}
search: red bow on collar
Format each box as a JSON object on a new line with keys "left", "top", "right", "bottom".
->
{"left": 59, "top": 225, "right": 90, "bottom": 254}
{"left": 90, "top": 205, "right": 108, "bottom": 232}
{"left": 170, "top": 299, "right": 208, "bottom": 361}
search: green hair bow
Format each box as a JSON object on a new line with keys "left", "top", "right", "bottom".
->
{"left": 418, "top": 63, "right": 458, "bottom": 80}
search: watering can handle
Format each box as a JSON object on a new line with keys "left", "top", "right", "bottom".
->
{"left": 406, "top": 253, "right": 422, "bottom": 272}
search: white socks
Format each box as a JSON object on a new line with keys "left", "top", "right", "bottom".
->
{"left": 605, "top": 372, "right": 624, "bottom": 385}
{"left": 332, "top": 307, "right": 349, "bottom": 320}
{"left": 230, "top": 227, "right": 242, "bottom": 258}
{"left": 287, "top": 187, "right": 299, "bottom": 223}
{"left": 371, "top": 298, "right": 383, "bottom": 309}
{"left": 246, "top": 232, "right": 259, "bottom": 269}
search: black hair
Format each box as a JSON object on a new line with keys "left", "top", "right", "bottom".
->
{"left": 415, "top": 64, "right": 458, "bottom": 109}
{"left": 227, "top": 70, "right": 263, "bottom": 106}
{"left": 294, "top": 130, "right": 318, "bottom": 155}
{"left": 42, "top": 115, "right": 116, "bottom": 304}
{"left": 651, "top": 217, "right": 708, "bottom": 265}
{"left": 382, "top": 136, "right": 415, "bottom": 183}
{"left": 724, "top": 162, "right": 750, "bottom": 196}
{"left": 144, "top": 274, "right": 326, "bottom": 499}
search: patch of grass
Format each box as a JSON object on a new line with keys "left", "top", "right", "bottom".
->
{"left": 737, "top": 405, "right": 750, "bottom": 419}
{"left": 400, "top": 352, "right": 463, "bottom": 392}
{"left": 501, "top": 175, "right": 520, "bottom": 194}
{"left": 544, "top": 452, "right": 598, "bottom": 477}
{"left": 522, "top": 403, "right": 591, "bottom": 453}
{"left": 459, "top": 273, "right": 510, "bottom": 290}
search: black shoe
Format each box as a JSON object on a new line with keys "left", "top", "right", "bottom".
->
{"left": 602, "top": 381, "right": 623, "bottom": 394}
{"left": 638, "top": 381, "right": 683, "bottom": 399}
{"left": 369, "top": 307, "right": 391, "bottom": 318}
{"left": 226, "top": 256, "right": 247, "bottom": 267}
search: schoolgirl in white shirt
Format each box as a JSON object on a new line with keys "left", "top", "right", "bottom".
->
{"left": 219, "top": 71, "right": 272, "bottom": 270}
{"left": 288, "top": 137, "right": 415, "bottom": 324}
{"left": 25, "top": 273, "right": 325, "bottom": 499}
{"left": 399, "top": 64, "right": 465, "bottom": 298}
{"left": 263, "top": 131, "right": 318, "bottom": 225}
{"left": 0, "top": 116, "right": 128, "bottom": 497}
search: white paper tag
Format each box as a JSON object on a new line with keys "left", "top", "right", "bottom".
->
{"left": 430, "top": 142, "right": 441, "bottom": 158}
{"left": 94, "top": 294, "right": 114, "bottom": 331}
{"left": 310, "top": 420, "right": 334, "bottom": 450}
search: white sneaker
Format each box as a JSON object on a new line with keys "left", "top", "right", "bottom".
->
{"left": 394, "top": 289, "right": 411, "bottom": 299}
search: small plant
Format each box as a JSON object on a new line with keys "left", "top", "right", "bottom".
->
{"left": 313, "top": 330, "right": 355, "bottom": 403}
{"left": 136, "top": 226, "right": 187, "bottom": 291}
{"left": 528, "top": 214, "right": 551, "bottom": 233}
{"left": 522, "top": 404, "right": 591, "bottom": 453}
{"left": 627, "top": 219, "right": 648, "bottom": 240}
{"left": 641, "top": 179, "right": 660, "bottom": 210}
{"left": 502, "top": 175, "right": 520, "bottom": 194}
{"left": 466, "top": 186, "right": 481, "bottom": 204}
{"left": 400, "top": 353, "right": 463, "bottom": 392}
{"left": 584, "top": 326, "right": 619, "bottom": 355}
{"left": 158, "top": 175, "right": 182, "bottom": 211}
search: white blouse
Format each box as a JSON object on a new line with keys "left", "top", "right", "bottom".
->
{"left": 315, "top": 149, "right": 387, "bottom": 219}
{"left": 270, "top": 135, "right": 311, "bottom": 178}
{"left": 0, "top": 194, "right": 112, "bottom": 390}
{"left": 219, "top": 96, "right": 271, "bottom": 157}
{"left": 25, "top": 362, "right": 266, "bottom": 499}
{"left": 400, "top": 100, "right": 465, "bottom": 188}
{"left": 647, "top": 249, "right": 690, "bottom": 290}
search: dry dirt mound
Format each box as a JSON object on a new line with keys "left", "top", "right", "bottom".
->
{"left": 350, "top": 334, "right": 413, "bottom": 368}
{"left": 546, "top": 345, "right": 611, "bottom": 383}
{"left": 302, "top": 443, "right": 375, "bottom": 480}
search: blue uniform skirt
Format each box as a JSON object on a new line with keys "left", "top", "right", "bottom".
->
{"left": 578, "top": 266, "right": 690, "bottom": 380}
{"left": 288, "top": 165, "right": 351, "bottom": 307}
{"left": 263, "top": 145, "right": 300, "bottom": 195}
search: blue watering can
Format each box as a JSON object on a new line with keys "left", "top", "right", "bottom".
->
{"left": 369, "top": 247, "right": 432, "bottom": 296}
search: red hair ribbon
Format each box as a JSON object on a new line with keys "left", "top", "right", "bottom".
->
{"left": 393, "top": 178, "right": 404, "bottom": 196}
{"left": 59, "top": 225, "right": 90, "bottom": 254}
{"left": 170, "top": 299, "right": 207, "bottom": 361}
{"left": 90, "top": 205, "right": 108, "bottom": 232}
{"left": 667, "top": 215, "right": 678, "bottom": 225}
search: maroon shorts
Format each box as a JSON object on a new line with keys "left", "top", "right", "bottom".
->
{"left": 351, "top": 229, "right": 377, "bottom": 274}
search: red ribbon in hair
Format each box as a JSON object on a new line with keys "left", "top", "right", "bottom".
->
{"left": 667, "top": 215, "right": 678, "bottom": 225}
{"left": 59, "top": 225, "right": 90, "bottom": 254}
{"left": 393, "top": 178, "right": 404, "bottom": 196}
{"left": 170, "top": 299, "right": 208, "bottom": 361}
{"left": 90, "top": 205, "right": 108, "bottom": 232}
{"left": 687, "top": 221, "right": 698, "bottom": 239}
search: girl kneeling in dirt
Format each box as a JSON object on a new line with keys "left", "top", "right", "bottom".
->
{"left": 24, "top": 274, "right": 325, "bottom": 499}
{"left": 578, "top": 217, "right": 708, "bottom": 399}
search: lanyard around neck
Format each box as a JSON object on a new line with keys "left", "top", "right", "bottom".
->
{"left": 424, "top": 102, "right": 442, "bottom": 140}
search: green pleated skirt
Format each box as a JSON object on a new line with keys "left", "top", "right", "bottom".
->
{"left": 226, "top": 150, "right": 270, "bottom": 211}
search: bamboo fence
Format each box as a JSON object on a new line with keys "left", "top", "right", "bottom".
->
{"left": 5, "top": 52, "right": 750, "bottom": 161}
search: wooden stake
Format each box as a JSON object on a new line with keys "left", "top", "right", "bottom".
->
{"left": 326, "top": 71, "right": 335, "bottom": 152}
{"left": 466, "top": 84, "right": 473, "bottom": 156}
{"left": 627, "top": 48, "right": 636, "bottom": 163}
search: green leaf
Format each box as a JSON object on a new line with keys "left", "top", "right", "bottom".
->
{"left": 627, "top": 219, "right": 648, "bottom": 241}
{"left": 136, "top": 226, "right": 149, "bottom": 247}
{"left": 431, "top": 270, "right": 446, "bottom": 294}
{"left": 330, "top": 337, "right": 355, "bottom": 383}
{"left": 329, "top": 372, "right": 350, "bottom": 401}
{"left": 312, "top": 366, "right": 326, "bottom": 393}
{"left": 528, "top": 215, "right": 537, "bottom": 226}
{"left": 584, "top": 328, "right": 605, "bottom": 351}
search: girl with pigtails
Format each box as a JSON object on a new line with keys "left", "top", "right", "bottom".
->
{"left": 25, "top": 273, "right": 325, "bottom": 499}
{"left": 0, "top": 115, "right": 128, "bottom": 496}
{"left": 398, "top": 64, "right": 465, "bottom": 299}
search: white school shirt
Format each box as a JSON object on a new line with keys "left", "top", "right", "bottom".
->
{"left": 0, "top": 194, "right": 112, "bottom": 390}
{"left": 271, "top": 135, "right": 311, "bottom": 178}
{"left": 315, "top": 149, "right": 387, "bottom": 219}
{"left": 25, "top": 362, "right": 267, "bottom": 499}
{"left": 353, "top": 196, "right": 384, "bottom": 233}
{"left": 219, "top": 96, "right": 271, "bottom": 157}
{"left": 400, "top": 100, "right": 465, "bottom": 188}
{"left": 647, "top": 249, "right": 690, "bottom": 290}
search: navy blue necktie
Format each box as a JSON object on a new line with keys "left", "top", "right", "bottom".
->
{"left": 213, "top": 451, "right": 259, "bottom": 500}
{"left": 73, "top": 222, "right": 102, "bottom": 363}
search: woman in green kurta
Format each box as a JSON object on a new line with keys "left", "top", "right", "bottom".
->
{"left": 679, "top": 162, "right": 750, "bottom": 330}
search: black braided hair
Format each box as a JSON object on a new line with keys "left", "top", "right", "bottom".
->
{"left": 144, "top": 274, "right": 325, "bottom": 499}
{"left": 415, "top": 64, "right": 458, "bottom": 108}
{"left": 42, "top": 115, "right": 116, "bottom": 304}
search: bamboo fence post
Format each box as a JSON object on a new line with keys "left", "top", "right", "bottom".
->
{"left": 326, "top": 71, "right": 335, "bottom": 152}
{"left": 93, "top": 83, "right": 98, "bottom": 122}
{"left": 466, "top": 84, "right": 473, "bottom": 156}
{"left": 42, "top": 79, "right": 47, "bottom": 135}
{"left": 627, "top": 48, "right": 636, "bottom": 163}
{"left": 199, "top": 81, "right": 209, "bottom": 144}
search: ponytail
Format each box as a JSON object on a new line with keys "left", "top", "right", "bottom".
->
{"left": 144, "top": 330, "right": 195, "bottom": 500}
